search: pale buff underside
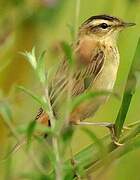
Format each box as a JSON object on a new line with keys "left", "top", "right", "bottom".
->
{"left": 69, "top": 36, "right": 120, "bottom": 122}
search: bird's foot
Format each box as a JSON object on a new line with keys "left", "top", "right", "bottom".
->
{"left": 74, "top": 121, "right": 123, "bottom": 146}
{"left": 106, "top": 123, "right": 123, "bottom": 146}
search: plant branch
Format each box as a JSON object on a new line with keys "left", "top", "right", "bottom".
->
{"left": 44, "top": 86, "right": 62, "bottom": 180}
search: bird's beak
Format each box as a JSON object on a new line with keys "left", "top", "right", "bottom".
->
{"left": 121, "top": 22, "right": 136, "bottom": 28}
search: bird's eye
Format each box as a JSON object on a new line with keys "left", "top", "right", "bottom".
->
{"left": 100, "top": 23, "right": 108, "bottom": 29}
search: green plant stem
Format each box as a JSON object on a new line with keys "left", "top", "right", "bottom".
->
{"left": 49, "top": 121, "right": 140, "bottom": 178}
{"left": 115, "top": 38, "right": 140, "bottom": 137}
{"left": 85, "top": 134, "right": 140, "bottom": 176}
{"left": 75, "top": 124, "right": 140, "bottom": 178}
{"left": 44, "top": 87, "right": 62, "bottom": 180}
{"left": 1, "top": 116, "right": 48, "bottom": 176}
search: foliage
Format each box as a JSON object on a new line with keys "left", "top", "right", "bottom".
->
{"left": 1, "top": 38, "right": 140, "bottom": 179}
{"left": 0, "top": 0, "right": 140, "bottom": 179}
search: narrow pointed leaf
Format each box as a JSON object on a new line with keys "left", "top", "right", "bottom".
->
{"left": 21, "top": 47, "right": 37, "bottom": 69}
{"left": 115, "top": 38, "right": 140, "bottom": 137}
{"left": 26, "top": 120, "right": 37, "bottom": 149}
{"left": 36, "top": 50, "right": 47, "bottom": 84}
{"left": 67, "top": 24, "right": 75, "bottom": 41}
{"left": 82, "top": 128, "right": 106, "bottom": 156}
{"left": 16, "top": 85, "right": 48, "bottom": 111}
{"left": 61, "top": 41, "right": 73, "bottom": 65}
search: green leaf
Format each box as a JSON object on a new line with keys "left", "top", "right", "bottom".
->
{"left": 16, "top": 85, "right": 48, "bottom": 111}
{"left": 28, "top": 122, "right": 140, "bottom": 179}
{"left": 82, "top": 128, "right": 106, "bottom": 156}
{"left": 62, "top": 126, "right": 74, "bottom": 143}
{"left": 67, "top": 24, "right": 75, "bottom": 41}
{"left": 26, "top": 120, "right": 37, "bottom": 149}
{"left": 61, "top": 41, "right": 73, "bottom": 65}
{"left": 86, "top": 134, "right": 140, "bottom": 175}
{"left": 21, "top": 48, "right": 47, "bottom": 84}
{"left": 0, "top": 101, "right": 13, "bottom": 121}
{"left": 21, "top": 47, "right": 37, "bottom": 69}
{"left": 0, "top": 101, "right": 19, "bottom": 144}
{"left": 36, "top": 50, "right": 47, "bottom": 84}
{"left": 115, "top": 38, "right": 140, "bottom": 138}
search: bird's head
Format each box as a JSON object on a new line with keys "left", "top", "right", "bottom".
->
{"left": 79, "top": 15, "right": 135, "bottom": 43}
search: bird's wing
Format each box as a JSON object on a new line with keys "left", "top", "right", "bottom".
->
{"left": 72, "top": 50, "right": 104, "bottom": 96}
{"left": 35, "top": 50, "right": 104, "bottom": 123}
{"left": 49, "top": 50, "right": 105, "bottom": 103}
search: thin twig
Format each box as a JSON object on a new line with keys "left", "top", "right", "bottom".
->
{"left": 0, "top": 118, "right": 48, "bottom": 176}
{"left": 44, "top": 87, "right": 62, "bottom": 180}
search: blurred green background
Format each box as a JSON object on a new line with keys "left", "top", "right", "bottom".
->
{"left": 0, "top": 0, "right": 140, "bottom": 179}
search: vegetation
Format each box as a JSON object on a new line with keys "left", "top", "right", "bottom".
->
{"left": 0, "top": 0, "right": 140, "bottom": 179}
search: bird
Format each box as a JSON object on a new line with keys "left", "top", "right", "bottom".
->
{"left": 35, "top": 14, "right": 135, "bottom": 144}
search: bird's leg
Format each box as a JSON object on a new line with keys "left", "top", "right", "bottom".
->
{"left": 74, "top": 121, "right": 123, "bottom": 146}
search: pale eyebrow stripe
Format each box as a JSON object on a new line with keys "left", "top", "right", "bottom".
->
{"left": 90, "top": 20, "right": 112, "bottom": 27}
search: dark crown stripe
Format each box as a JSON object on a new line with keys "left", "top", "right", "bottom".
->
{"left": 83, "top": 14, "right": 120, "bottom": 25}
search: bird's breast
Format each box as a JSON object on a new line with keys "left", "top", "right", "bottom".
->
{"left": 93, "top": 46, "right": 119, "bottom": 91}
{"left": 75, "top": 36, "right": 99, "bottom": 65}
